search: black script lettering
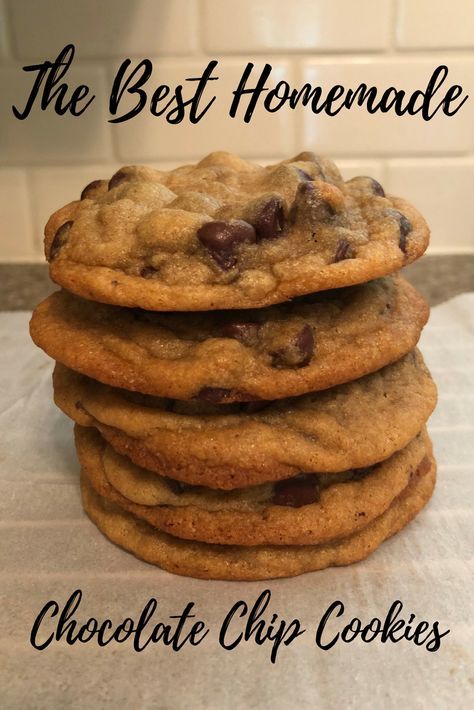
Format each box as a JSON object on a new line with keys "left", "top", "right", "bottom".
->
{"left": 30, "top": 590, "right": 209, "bottom": 652}
{"left": 109, "top": 58, "right": 153, "bottom": 122}
{"left": 315, "top": 600, "right": 345, "bottom": 651}
{"left": 109, "top": 59, "right": 218, "bottom": 124}
{"left": 30, "top": 599, "right": 60, "bottom": 650}
{"left": 12, "top": 44, "right": 94, "bottom": 120}
{"left": 130, "top": 598, "right": 208, "bottom": 651}
{"left": 426, "top": 622, "right": 451, "bottom": 652}
{"left": 219, "top": 589, "right": 305, "bottom": 663}
{"left": 229, "top": 63, "right": 273, "bottom": 123}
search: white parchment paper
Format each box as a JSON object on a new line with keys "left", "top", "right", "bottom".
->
{"left": 1, "top": 295, "right": 473, "bottom": 709}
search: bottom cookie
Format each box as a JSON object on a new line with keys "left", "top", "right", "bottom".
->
{"left": 76, "top": 424, "right": 432, "bottom": 547}
{"left": 80, "top": 458, "right": 436, "bottom": 580}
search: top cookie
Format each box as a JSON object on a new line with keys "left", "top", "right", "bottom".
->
{"left": 44, "top": 151, "right": 430, "bottom": 310}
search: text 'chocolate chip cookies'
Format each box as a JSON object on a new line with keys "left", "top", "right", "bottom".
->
{"left": 30, "top": 151, "right": 437, "bottom": 580}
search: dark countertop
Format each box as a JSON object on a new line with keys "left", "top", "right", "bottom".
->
{"left": 0, "top": 255, "right": 473, "bottom": 310}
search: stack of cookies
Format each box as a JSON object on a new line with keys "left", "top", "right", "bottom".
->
{"left": 30, "top": 151, "right": 437, "bottom": 580}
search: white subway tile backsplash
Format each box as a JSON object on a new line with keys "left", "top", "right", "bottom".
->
{"left": 7, "top": 0, "right": 198, "bottom": 59}
{"left": 298, "top": 58, "right": 474, "bottom": 156}
{"left": 335, "top": 160, "right": 385, "bottom": 182}
{"left": 112, "top": 59, "right": 295, "bottom": 161}
{"left": 203, "top": 0, "right": 391, "bottom": 52}
{"left": 397, "top": 0, "right": 474, "bottom": 50}
{"left": 0, "top": 3, "right": 473, "bottom": 258}
{"left": 0, "top": 64, "right": 113, "bottom": 164}
{"left": 386, "top": 159, "right": 474, "bottom": 252}
{"left": 0, "top": 170, "right": 35, "bottom": 261}
{"left": 0, "top": 0, "right": 9, "bottom": 60}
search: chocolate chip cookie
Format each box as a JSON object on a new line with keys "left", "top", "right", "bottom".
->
{"left": 31, "top": 276, "right": 428, "bottom": 401}
{"left": 80, "top": 454, "right": 436, "bottom": 580}
{"left": 44, "top": 152, "right": 429, "bottom": 311}
{"left": 77, "top": 425, "right": 431, "bottom": 547}
{"left": 54, "top": 350, "right": 437, "bottom": 489}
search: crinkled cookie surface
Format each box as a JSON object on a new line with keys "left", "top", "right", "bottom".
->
{"left": 81, "top": 458, "right": 436, "bottom": 580}
{"left": 44, "top": 151, "right": 430, "bottom": 310}
{"left": 30, "top": 276, "right": 428, "bottom": 401}
{"left": 54, "top": 350, "right": 437, "bottom": 488}
{"left": 77, "top": 425, "right": 431, "bottom": 547}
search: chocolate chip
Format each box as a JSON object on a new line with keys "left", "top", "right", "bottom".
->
{"left": 398, "top": 216, "right": 412, "bottom": 253}
{"left": 348, "top": 176, "right": 385, "bottom": 197}
{"left": 271, "top": 324, "right": 314, "bottom": 369}
{"left": 272, "top": 475, "right": 320, "bottom": 508}
{"left": 296, "top": 181, "right": 315, "bottom": 199}
{"left": 385, "top": 209, "right": 412, "bottom": 253}
{"left": 413, "top": 455, "right": 431, "bottom": 480}
{"left": 220, "top": 322, "right": 260, "bottom": 344}
{"left": 334, "top": 238, "right": 355, "bottom": 262}
{"left": 398, "top": 214, "right": 412, "bottom": 235}
{"left": 294, "top": 324, "right": 315, "bottom": 366}
{"left": 370, "top": 178, "right": 385, "bottom": 197}
{"left": 108, "top": 169, "right": 129, "bottom": 190}
{"left": 296, "top": 168, "right": 313, "bottom": 181}
{"left": 49, "top": 221, "right": 73, "bottom": 261}
{"left": 197, "top": 220, "right": 256, "bottom": 270}
{"left": 140, "top": 266, "right": 158, "bottom": 279}
{"left": 197, "top": 387, "right": 233, "bottom": 403}
{"left": 252, "top": 197, "right": 285, "bottom": 241}
{"left": 80, "top": 179, "right": 104, "bottom": 200}
{"left": 292, "top": 181, "right": 335, "bottom": 222}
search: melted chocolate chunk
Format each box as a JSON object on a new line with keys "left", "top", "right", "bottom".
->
{"left": 334, "top": 238, "right": 355, "bottom": 263}
{"left": 271, "top": 324, "right": 315, "bottom": 368}
{"left": 294, "top": 324, "right": 315, "bottom": 366}
{"left": 80, "top": 179, "right": 103, "bottom": 200}
{"left": 399, "top": 214, "right": 412, "bottom": 236}
{"left": 398, "top": 214, "right": 412, "bottom": 253}
{"left": 49, "top": 221, "right": 73, "bottom": 261}
{"left": 272, "top": 475, "right": 320, "bottom": 508}
{"left": 220, "top": 322, "right": 260, "bottom": 344}
{"left": 197, "top": 220, "right": 256, "bottom": 270}
{"left": 370, "top": 178, "right": 385, "bottom": 197}
{"left": 296, "top": 168, "right": 313, "bottom": 181}
{"left": 252, "top": 197, "right": 285, "bottom": 241}
{"left": 385, "top": 209, "right": 412, "bottom": 253}
{"left": 348, "top": 175, "right": 385, "bottom": 197}
{"left": 108, "top": 169, "right": 129, "bottom": 190}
